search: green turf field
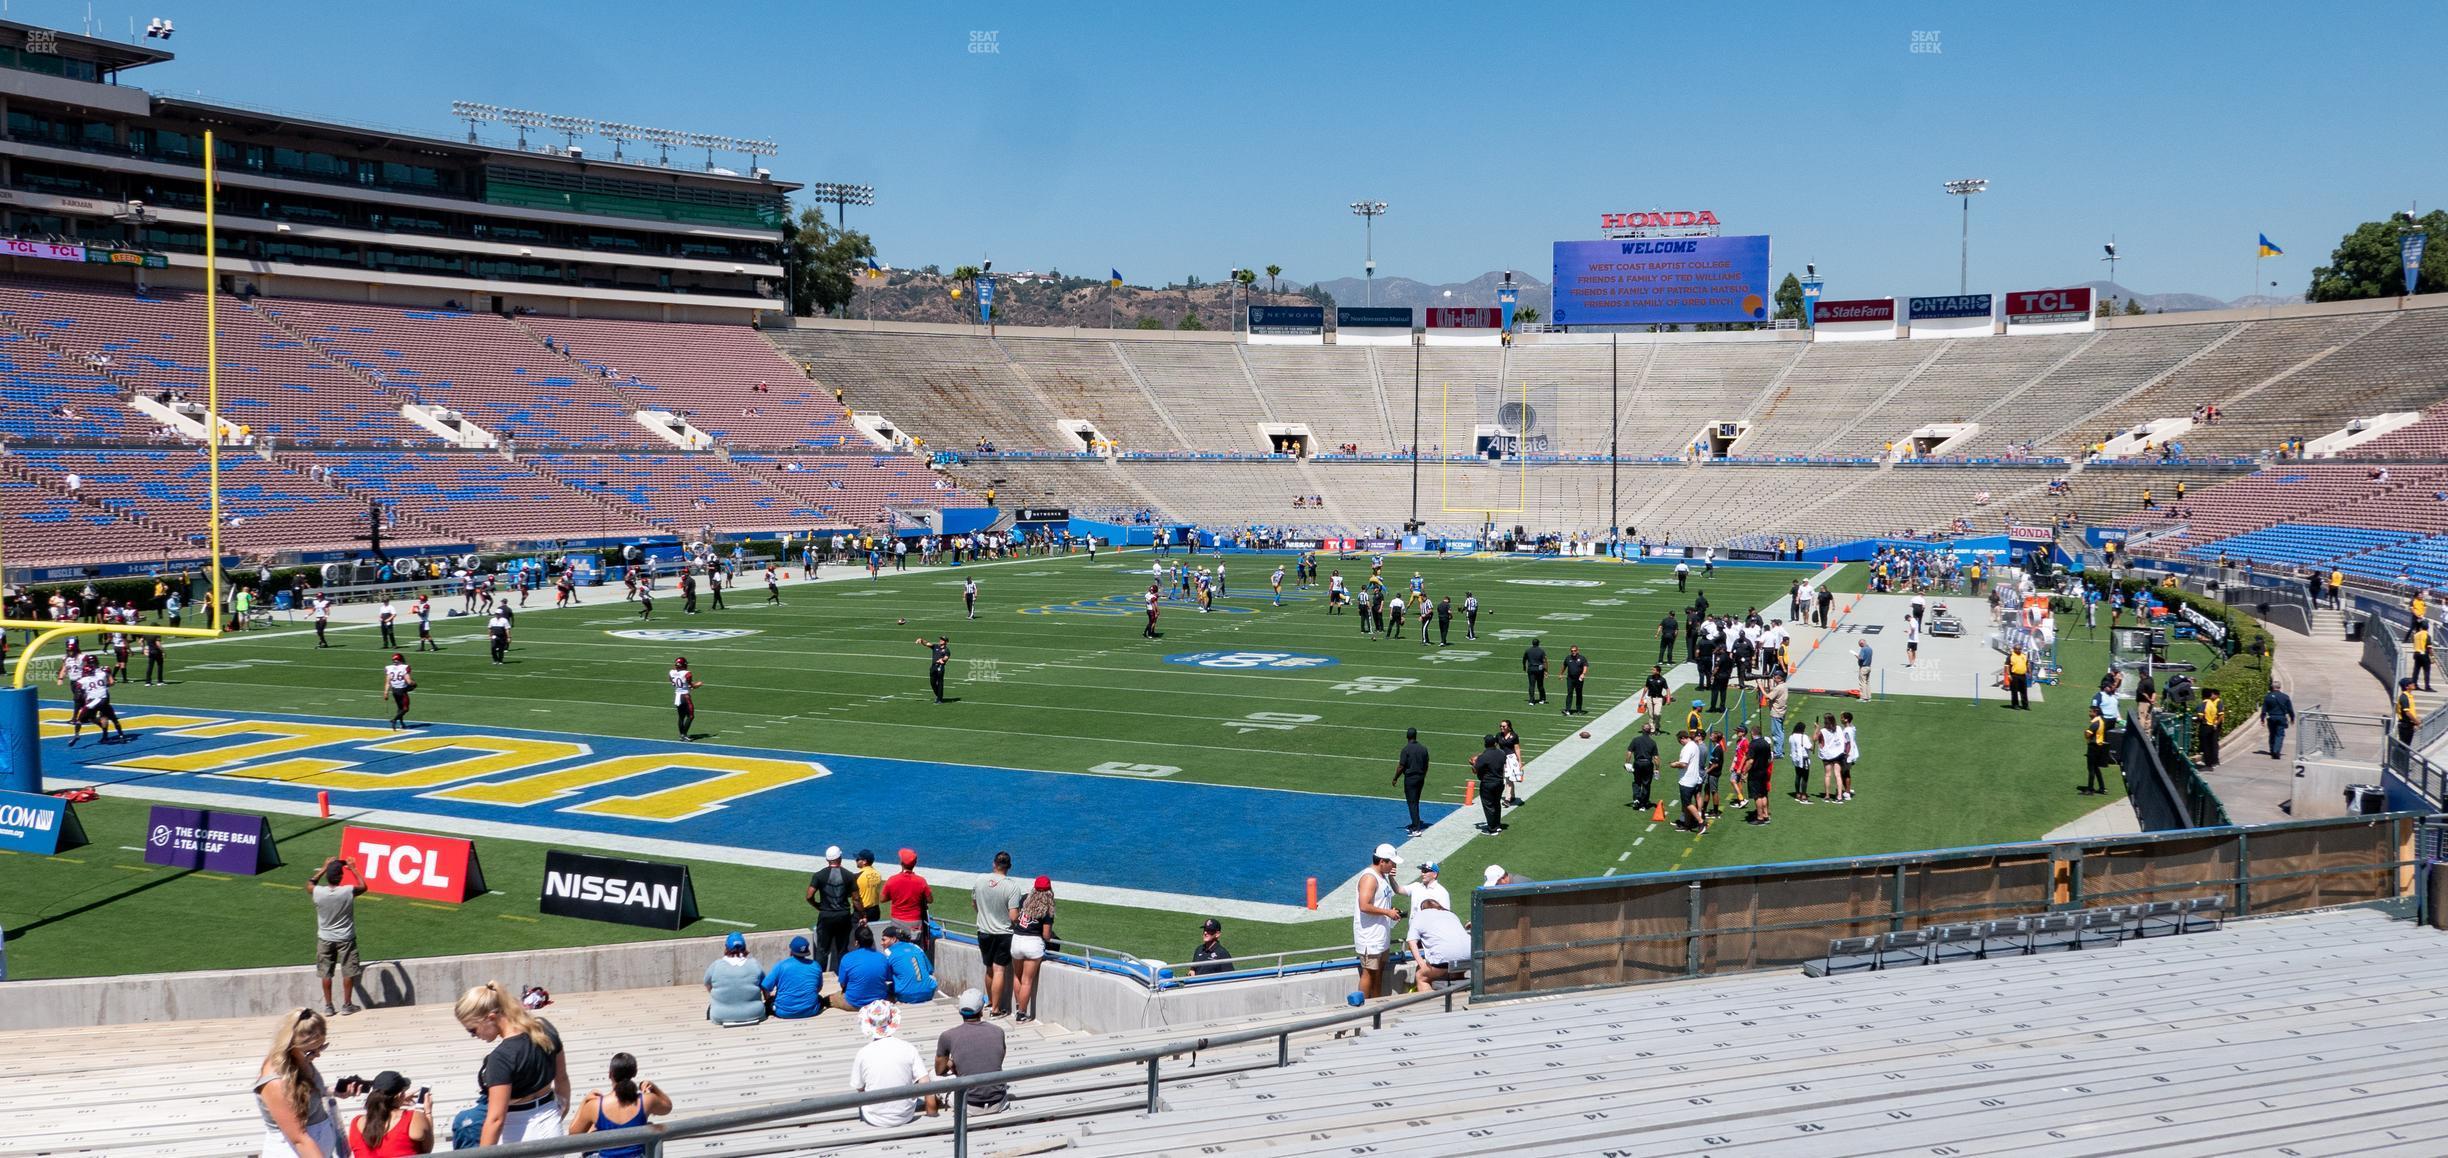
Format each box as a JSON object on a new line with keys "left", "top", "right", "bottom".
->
{"left": 2, "top": 549, "right": 2131, "bottom": 980}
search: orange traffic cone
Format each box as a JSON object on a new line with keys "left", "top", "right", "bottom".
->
{"left": 1464, "top": 780, "right": 1477, "bottom": 806}
{"left": 1650, "top": 801, "right": 1666, "bottom": 823}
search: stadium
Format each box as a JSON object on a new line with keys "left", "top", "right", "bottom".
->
{"left": 0, "top": 9, "right": 2444, "bottom": 1156}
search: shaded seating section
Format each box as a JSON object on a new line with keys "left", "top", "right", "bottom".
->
{"left": 265, "top": 299, "right": 654, "bottom": 448}
{"left": 0, "top": 277, "right": 408, "bottom": 445}
{"left": 2186, "top": 524, "right": 2421, "bottom": 569}
{"left": 2334, "top": 534, "right": 2448, "bottom": 588}
{"left": 534, "top": 316, "right": 857, "bottom": 450}
{"left": 8, "top": 448, "right": 452, "bottom": 554}
{"left": 304, "top": 451, "right": 662, "bottom": 540}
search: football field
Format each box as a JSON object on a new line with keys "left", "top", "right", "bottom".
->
{"left": 6, "top": 548, "right": 2128, "bottom": 979}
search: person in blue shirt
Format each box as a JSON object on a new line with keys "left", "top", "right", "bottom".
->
{"left": 703, "top": 931, "right": 766, "bottom": 1026}
{"left": 760, "top": 935, "right": 826, "bottom": 1020}
{"left": 879, "top": 923, "right": 938, "bottom": 1005}
{"left": 829, "top": 924, "right": 892, "bottom": 1011}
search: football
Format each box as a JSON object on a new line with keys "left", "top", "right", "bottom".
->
{"left": 896, "top": 618, "right": 906, "bottom": 625}
{"left": 1579, "top": 730, "right": 1591, "bottom": 739}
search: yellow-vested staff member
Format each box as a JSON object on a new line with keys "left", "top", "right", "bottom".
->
{"left": 2082, "top": 705, "right": 2114, "bottom": 796}
{"left": 2400, "top": 678, "right": 2423, "bottom": 747}
{"left": 2197, "top": 689, "right": 2223, "bottom": 770}
{"left": 2415, "top": 620, "right": 2435, "bottom": 693}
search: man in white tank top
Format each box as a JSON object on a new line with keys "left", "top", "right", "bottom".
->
{"left": 1353, "top": 843, "right": 1404, "bottom": 1000}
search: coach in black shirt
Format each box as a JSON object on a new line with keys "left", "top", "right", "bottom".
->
{"left": 1392, "top": 727, "right": 1432, "bottom": 834}
{"left": 1472, "top": 735, "right": 1507, "bottom": 834}
{"left": 1522, "top": 639, "right": 1548, "bottom": 705}
{"left": 1657, "top": 614, "right": 1678, "bottom": 664}
{"left": 1561, "top": 646, "right": 1589, "bottom": 715}
{"left": 1626, "top": 722, "right": 1660, "bottom": 810}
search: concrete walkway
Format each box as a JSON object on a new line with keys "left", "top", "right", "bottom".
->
{"left": 2204, "top": 607, "right": 2384, "bottom": 823}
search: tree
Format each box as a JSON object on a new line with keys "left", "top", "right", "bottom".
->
{"left": 1773, "top": 273, "right": 1805, "bottom": 322}
{"left": 1265, "top": 263, "right": 1282, "bottom": 299}
{"left": 2309, "top": 210, "right": 2446, "bottom": 301}
{"left": 2095, "top": 297, "right": 2112, "bottom": 319}
{"left": 781, "top": 208, "right": 877, "bottom": 317}
{"left": 1516, "top": 306, "right": 1542, "bottom": 326}
{"left": 1134, "top": 316, "right": 1164, "bottom": 330}
{"left": 2123, "top": 297, "right": 2146, "bottom": 316}
{"left": 1178, "top": 310, "right": 1206, "bottom": 331}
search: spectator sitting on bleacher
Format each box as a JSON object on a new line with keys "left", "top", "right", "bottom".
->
{"left": 761, "top": 936, "right": 825, "bottom": 1020}
{"left": 704, "top": 932, "right": 766, "bottom": 1026}
{"left": 934, "top": 989, "right": 1009, "bottom": 1116}
{"left": 255, "top": 1008, "right": 346, "bottom": 1158}
{"left": 830, "top": 925, "right": 892, "bottom": 1011}
{"left": 346, "top": 1070, "right": 433, "bottom": 1158}
{"left": 879, "top": 923, "right": 938, "bottom": 1004}
{"left": 851, "top": 1002, "right": 937, "bottom": 1127}
{"left": 1407, "top": 898, "right": 1471, "bottom": 992}
{"left": 567, "top": 1052, "right": 670, "bottom": 1147}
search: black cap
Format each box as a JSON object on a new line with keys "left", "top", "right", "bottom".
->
{"left": 1201, "top": 919, "right": 1222, "bottom": 933}
{"left": 1405, "top": 727, "right": 1418, "bottom": 740}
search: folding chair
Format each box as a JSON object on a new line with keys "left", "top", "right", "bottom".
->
{"left": 1878, "top": 928, "right": 1936, "bottom": 970}
{"left": 1928, "top": 922, "right": 1986, "bottom": 965}
{"left": 1805, "top": 935, "right": 1881, "bottom": 977}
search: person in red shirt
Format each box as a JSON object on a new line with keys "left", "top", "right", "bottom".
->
{"left": 880, "top": 847, "right": 936, "bottom": 962}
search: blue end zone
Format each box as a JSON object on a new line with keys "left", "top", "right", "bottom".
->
{"left": 42, "top": 708, "right": 1447, "bottom": 904}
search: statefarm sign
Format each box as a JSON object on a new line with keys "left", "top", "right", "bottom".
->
{"left": 1600, "top": 210, "right": 1720, "bottom": 232}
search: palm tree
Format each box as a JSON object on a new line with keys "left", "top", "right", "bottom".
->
{"left": 1516, "top": 306, "right": 1542, "bottom": 326}
{"left": 1265, "top": 264, "right": 1282, "bottom": 301}
{"left": 1234, "top": 268, "right": 1258, "bottom": 329}
{"left": 950, "top": 265, "right": 982, "bottom": 325}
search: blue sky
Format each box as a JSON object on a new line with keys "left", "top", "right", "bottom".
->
{"left": 24, "top": 1, "right": 2443, "bottom": 300}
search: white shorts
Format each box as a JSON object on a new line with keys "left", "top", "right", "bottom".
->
{"left": 1011, "top": 934, "right": 1046, "bottom": 961}
{"left": 498, "top": 1098, "right": 567, "bottom": 1142}
{"left": 1353, "top": 926, "right": 1391, "bottom": 956}
{"left": 258, "top": 1119, "right": 340, "bottom": 1158}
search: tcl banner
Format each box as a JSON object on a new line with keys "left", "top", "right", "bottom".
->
{"left": 1424, "top": 307, "right": 1501, "bottom": 329}
{"left": 2003, "top": 287, "right": 2092, "bottom": 325}
{"left": 1812, "top": 298, "right": 1896, "bottom": 324}
{"left": 341, "top": 825, "right": 485, "bottom": 903}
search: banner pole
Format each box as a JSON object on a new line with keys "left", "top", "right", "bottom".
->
{"left": 204, "top": 130, "right": 225, "bottom": 633}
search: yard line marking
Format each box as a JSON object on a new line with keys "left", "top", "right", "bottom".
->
{"left": 1633, "top": 837, "right": 1645, "bottom": 846}
{"left": 119, "top": 845, "right": 144, "bottom": 851}
{"left": 1603, "top": 868, "right": 1617, "bottom": 877}
{"left": 411, "top": 901, "right": 458, "bottom": 912}
{"left": 703, "top": 917, "right": 758, "bottom": 928}
{"left": 495, "top": 914, "right": 538, "bottom": 923}
{"left": 1618, "top": 851, "right": 1631, "bottom": 862}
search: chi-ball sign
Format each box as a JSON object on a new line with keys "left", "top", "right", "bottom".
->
{"left": 1552, "top": 235, "right": 1772, "bottom": 326}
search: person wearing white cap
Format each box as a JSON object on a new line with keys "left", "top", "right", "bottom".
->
{"left": 1407, "top": 898, "right": 1472, "bottom": 993}
{"left": 1353, "top": 843, "right": 1404, "bottom": 1000}
{"left": 1483, "top": 864, "right": 1521, "bottom": 889}
{"left": 807, "top": 846, "right": 859, "bottom": 984}
{"left": 849, "top": 1001, "right": 935, "bottom": 1128}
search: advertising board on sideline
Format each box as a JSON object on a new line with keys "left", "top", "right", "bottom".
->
{"left": 2003, "top": 287, "right": 2096, "bottom": 333}
{"left": 0, "top": 788, "right": 83, "bottom": 856}
{"left": 341, "top": 824, "right": 484, "bottom": 903}
{"left": 539, "top": 848, "right": 699, "bottom": 930}
{"left": 144, "top": 805, "right": 277, "bottom": 874}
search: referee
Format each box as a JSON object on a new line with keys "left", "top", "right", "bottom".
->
{"left": 917, "top": 636, "right": 952, "bottom": 703}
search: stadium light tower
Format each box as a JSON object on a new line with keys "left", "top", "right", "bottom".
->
{"left": 450, "top": 101, "right": 498, "bottom": 145}
{"left": 807, "top": 182, "right": 875, "bottom": 228}
{"left": 2101, "top": 239, "right": 2120, "bottom": 308}
{"left": 1943, "top": 179, "right": 1988, "bottom": 294}
{"left": 1351, "top": 200, "right": 1389, "bottom": 306}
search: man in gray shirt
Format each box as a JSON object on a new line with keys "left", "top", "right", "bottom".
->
{"left": 972, "top": 852, "right": 1025, "bottom": 1017}
{"left": 310, "top": 855, "right": 368, "bottom": 1015}
{"left": 935, "top": 989, "right": 1010, "bottom": 1113}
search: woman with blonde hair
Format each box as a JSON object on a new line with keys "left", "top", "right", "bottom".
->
{"left": 1010, "top": 876, "right": 1057, "bottom": 1024}
{"left": 254, "top": 1007, "right": 341, "bottom": 1157}
{"left": 456, "top": 981, "right": 571, "bottom": 1145}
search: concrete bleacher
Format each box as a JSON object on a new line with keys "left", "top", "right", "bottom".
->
{"left": 0, "top": 975, "right": 1317, "bottom": 1158}
{"left": 1829, "top": 332, "right": 2089, "bottom": 454}
{"left": 1012, "top": 908, "right": 2448, "bottom": 1156}
{"left": 1111, "top": 342, "right": 1276, "bottom": 453}
{"left": 772, "top": 328, "right": 1070, "bottom": 454}
{"left": 998, "top": 337, "right": 1183, "bottom": 452}
{"left": 532, "top": 315, "right": 857, "bottom": 450}
{"left": 1239, "top": 343, "right": 1394, "bottom": 452}
{"left": 1965, "top": 325, "right": 2233, "bottom": 452}
{"left": 1739, "top": 339, "right": 1939, "bottom": 455}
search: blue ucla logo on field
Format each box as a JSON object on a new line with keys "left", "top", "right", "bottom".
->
{"left": 606, "top": 628, "right": 762, "bottom": 642}
{"left": 1021, "top": 595, "right": 1255, "bottom": 616}
{"left": 1164, "top": 650, "right": 1339, "bottom": 670}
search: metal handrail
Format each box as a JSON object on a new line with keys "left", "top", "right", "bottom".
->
{"left": 469, "top": 983, "right": 1467, "bottom": 1157}
{"left": 923, "top": 917, "right": 1362, "bottom": 987}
